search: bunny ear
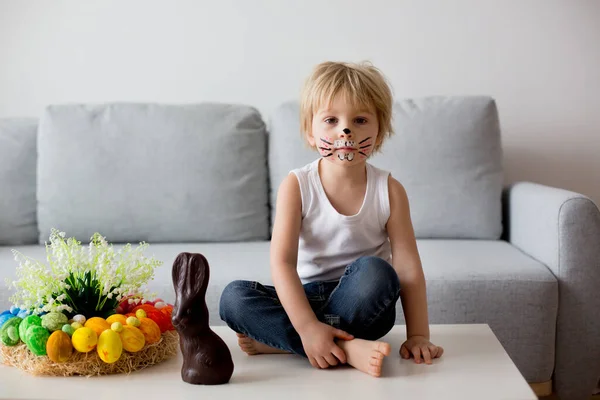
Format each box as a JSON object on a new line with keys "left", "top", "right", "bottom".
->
{"left": 189, "top": 253, "right": 210, "bottom": 295}
{"left": 172, "top": 252, "right": 190, "bottom": 292}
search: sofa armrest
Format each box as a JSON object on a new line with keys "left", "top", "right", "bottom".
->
{"left": 504, "top": 181, "right": 600, "bottom": 400}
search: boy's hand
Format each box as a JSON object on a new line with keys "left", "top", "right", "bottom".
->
{"left": 298, "top": 320, "right": 354, "bottom": 369}
{"left": 400, "top": 335, "right": 444, "bottom": 364}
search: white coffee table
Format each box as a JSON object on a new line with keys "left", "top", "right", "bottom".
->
{"left": 0, "top": 324, "right": 536, "bottom": 400}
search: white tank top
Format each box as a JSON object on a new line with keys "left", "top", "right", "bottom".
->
{"left": 290, "top": 159, "right": 392, "bottom": 283}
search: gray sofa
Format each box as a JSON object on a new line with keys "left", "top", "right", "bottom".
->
{"left": 1, "top": 98, "right": 598, "bottom": 400}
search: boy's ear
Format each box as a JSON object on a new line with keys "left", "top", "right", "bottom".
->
{"left": 306, "top": 131, "right": 316, "bottom": 147}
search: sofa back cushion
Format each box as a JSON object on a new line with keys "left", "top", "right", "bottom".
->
{"left": 37, "top": 103, "right": 270, "bottom": 244}
{"left": 269, "top": 96, "right": 503, "bottom": 239}
{"left": 0, "top": 119, "right": 39, "bottom": 245}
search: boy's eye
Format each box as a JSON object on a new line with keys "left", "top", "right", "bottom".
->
{"left": 324, "top": 117, "right": 338, "bottom": 124}
{"left": 355, "top": 117, "right": 368, "bottom": 124}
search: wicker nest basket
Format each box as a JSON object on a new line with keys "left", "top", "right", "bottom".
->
{"left": 0, "top": 331, "right": 179, "bottom": 377}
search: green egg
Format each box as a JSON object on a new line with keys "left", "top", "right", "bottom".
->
{"left": 41, "top": 312, "right": 68, "bottom": 332}
{"left": 7, "top": 326, "right": 18, "bottom": 341}
{"left": 26, "top": 325, "right": 50, "bottom": 356}
{"left": 0, "top": 317, "right": 23, "bottom": 346}
{"left": 19, "top": 315, "right": 42, "bottom": 343}
{"left": 61, "top": 324, "right": 75, "bottom": 337}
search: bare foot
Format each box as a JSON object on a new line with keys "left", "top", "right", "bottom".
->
{"left": 236, "top": 333, "right": 290, "bottom": 355}
{"left": 337, "top": 338, "right": 391, "bottom": 377}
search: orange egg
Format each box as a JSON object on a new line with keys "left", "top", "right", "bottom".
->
{"left": 46, "top": 331, "right": 73, "bottom": 363}
{"left": 106, "top": 314, "right": 127, "bottom": 326}
{"left": 138, "top": 317, "right": 161, "bottom": 344}
{"left": 84, "top": 317, "right": 110, "bottom": 338}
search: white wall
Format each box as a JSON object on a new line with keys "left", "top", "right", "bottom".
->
{"left": 1, "top": 0, "right": 599, "bottom": 203}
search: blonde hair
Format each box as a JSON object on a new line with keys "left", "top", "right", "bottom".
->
{"left": 300, "top": 61, "right": 394, "bottom": 152}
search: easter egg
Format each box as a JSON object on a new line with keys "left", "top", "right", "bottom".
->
{"left": 154, "top": 301, "right": 166, "bottom": 309}
{"left": 97, "top": 329, "right": 123, "bottom": 363}
{"left": 126, "top": 316, "right": 140, "bottom": 327}
{"left": 119, "top": 325, "right": 145, "bottom": 352}
{"left": 131, "top": 304, "right": 157, "bottom": 315}
{"left": 62, "top": 324, "right": 75, "bottom": 336}
{"left": 41, "top": 312, "right": 68, "bottom": 332}
{"left": 135, "top": 309, "right": 147, "bottom": 319}
{"left": 0, "top": 313, "right": 15, "bottom": 328}
{"left": 159, "top": 307, "right": 174, "bottom": 331}
{"left": 106, "top": 314, "right": 127, "bottom": 326}
{"left": 71, "top": 327, "right": 98, "bottom": 353}
{"left": 72, "top": 314, "right": 86, "bottom": 324}
{"left": 138, "top": 317, "right": 161, "bottom": 344}
{"left": 111, "top": 322, "right": 123, "bottom": 333}
{"left": 0, "top": 317, "right": 22, "bottom": 346}
{"left": 0, "top": 310, "right": 11, "bottom": 316}
{"left": 147, "top": 310, "right": 170, "bottom": 333}
{"left": 19, "top": 315, "right": 42, "bottom": 343}
{"left": 17, "top": 310, "right": 29, "bottom": 319}
{"left": 71, "top": 321, "right": 83, "bottom": 330}
{"left": 46, "top": 330, "right": 73, "bottom": 363}
{"left": 26, "top": 325, "right": 50, "bottom": 355}
{"left": 84, "top": 317, "right": 110, "bottom": 338}
{"left": 10, "top": 306, "right": 20, "bottom": 315}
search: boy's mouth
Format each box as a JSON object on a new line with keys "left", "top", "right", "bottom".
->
{"left": 334, "top": 140, "right": 357, "bottom": 162}
{"left": 319, "top": 137, "right": 371, "bottom": 161}
{"left": 337, "top": 152, "right": 355, "bottom": 161}
{"left": 334, "top": 140, "right": 356, "bottom": 149}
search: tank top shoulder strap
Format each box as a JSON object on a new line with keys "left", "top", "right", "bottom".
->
{"left": 367, "top": 163, "right": 391, "bottom": 228}
{"left": 290, "top": 159, "right": 318, "bottom": 218}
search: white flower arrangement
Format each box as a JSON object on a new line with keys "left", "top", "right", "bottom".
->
{"left": 5, "top": 229, "right": 162, "bottom": 318}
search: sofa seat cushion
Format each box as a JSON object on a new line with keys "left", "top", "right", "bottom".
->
{"left": 0, "top": 239, "right": 556, "bottom": 382}
{"left": 416, "top": 240, "right": 557, "bottom": 383}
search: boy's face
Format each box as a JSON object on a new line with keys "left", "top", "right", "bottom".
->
{"left": 308, "top": 95, "right": 378, "bottom": 165}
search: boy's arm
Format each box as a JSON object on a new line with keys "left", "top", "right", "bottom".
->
{"left": 271, "top": 174, "right": 353, "bottom": 368}
{"left": 270, "top": 174, "right": 318, "bottom": 332}
{"left": 386, "top": 176, "right": 430, "bottom": 340}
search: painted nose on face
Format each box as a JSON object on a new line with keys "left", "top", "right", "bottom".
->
{"left": 342, "top": 128, "right": 351, "bottom": 134}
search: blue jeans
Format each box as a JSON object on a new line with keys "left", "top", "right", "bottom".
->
{"left": 219, "top": 256, "right": 401, "bottom": 357}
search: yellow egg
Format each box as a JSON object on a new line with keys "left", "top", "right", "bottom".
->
{"left": 106, "top": 314, "right": 127, "bottom": 326}
{"left": 71, "top": 327, "right": 98, "bottom": 353}
{"left": 111, "top": 322, "right": 123, "bottom": 332}
{"left": 97, "top": 329, "right": 123, "bottom": 363}
{"left": 84, "top": 317, "right": 110, "bottom": 338}
{"left": 119, "top": 325, "right": 145, "bottom": 352}
{"left": 126, "top": 316, "right": 140, "bottom": 327}
{"left": 135, "top": 309, "right": 147, "bottom": 319}
{"left": 71, "top": 322, "right": 83, "bottom": 330}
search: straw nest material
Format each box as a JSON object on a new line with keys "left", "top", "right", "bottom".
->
{"left": 0, "top": 331, "right": 179, "bottom": 377}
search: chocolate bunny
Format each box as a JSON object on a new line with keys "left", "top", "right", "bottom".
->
{"left": 172, "top": 252, "right": 234, "bottom": 385}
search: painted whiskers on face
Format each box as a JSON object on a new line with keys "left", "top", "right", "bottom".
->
{"left": 318, "top": 137, "right": 374, "bottom": 161}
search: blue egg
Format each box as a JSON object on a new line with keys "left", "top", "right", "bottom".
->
{"left": 17, "top": 311, "right": 29, "bottom": 319}
{"left": 0, "top": 314, "right": 15, "bottom": 328}
{"left": 0, "top": 310, "right": 11, "bottom": 317}
{"left": 9, "top": 306, "right": 20, "bottom": 315}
